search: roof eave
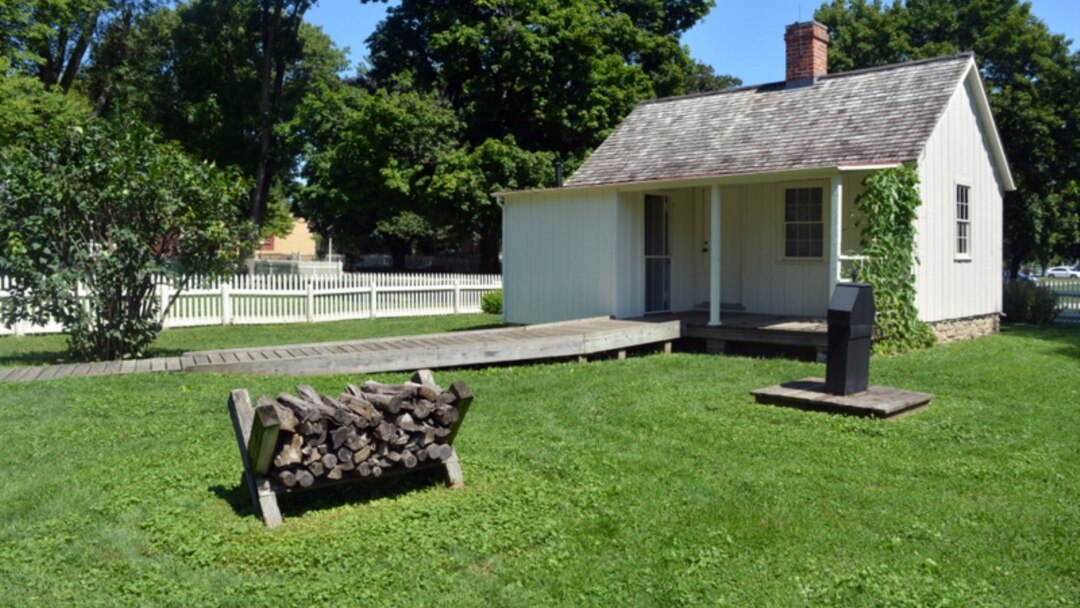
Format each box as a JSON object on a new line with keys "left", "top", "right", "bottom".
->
{"left": 494, "top": 162, "right": 907, "bottom": 198}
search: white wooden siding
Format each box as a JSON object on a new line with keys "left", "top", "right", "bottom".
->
{"left": 615, "top": 192, "right": 644, "bottom": 318}
{"left": 915, "top": 69, "right": 1005, "bottom": 322}
{"left": 731, "top": 180, "right": 830, "bottom": 316}
{"left": 505, "top": 176, "right": 868, "bottom": 324}
{"left": 502, "top": 189, "right": 619, "bottom": 324}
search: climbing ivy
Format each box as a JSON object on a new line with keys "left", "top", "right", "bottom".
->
{"left": 853, "top": 166, "right": 936, "bottom": 354}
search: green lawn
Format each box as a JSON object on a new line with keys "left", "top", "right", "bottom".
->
{"left": 0, "top": 325, "right": 1077, "bottom": 606}
{"left": 0, "top": 313, "right": 503, "bottom": 368}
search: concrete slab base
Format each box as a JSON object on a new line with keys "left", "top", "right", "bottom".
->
{"left": 751, "top": 377, "right": 932, "bottom": 419}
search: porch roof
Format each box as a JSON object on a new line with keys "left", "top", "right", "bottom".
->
{"left": 564, "top": 54, "right": 972, "bottom": 189}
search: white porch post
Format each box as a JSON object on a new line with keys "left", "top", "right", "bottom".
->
{"left": 709, "top": 184, "right": 722, "bottom": 326}
{"left": 828, "top": 174, "right": 843, "bottom": 298}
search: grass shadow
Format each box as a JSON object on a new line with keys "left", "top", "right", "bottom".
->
{"left": 210, "top": 467, "right": 449, "bottom": 520}
{"left": 0, "top": 350, "right": 68, "bottom": 368}
{"left": 1001, "top": 323, "right": 1080, "bottom": 361}
{"left": 446, "top": 322, "right": 507, "bottom": 333}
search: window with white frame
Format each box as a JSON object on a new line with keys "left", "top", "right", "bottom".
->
{"left": 784, "top": 187, "right": 823, "bottom": 258}
{"left": 956, "top": 184, "right": 970, "bottom": 257}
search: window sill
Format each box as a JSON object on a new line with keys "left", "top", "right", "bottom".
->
{"left": 781, "top": 257, "right": 825, "bottom": 263}
{"left": 954, "top": 256, "right": 973, "bottom": 263}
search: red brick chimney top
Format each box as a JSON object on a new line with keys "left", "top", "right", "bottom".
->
{"left": 785, "top": 21, "right": 829, "bottom": 85}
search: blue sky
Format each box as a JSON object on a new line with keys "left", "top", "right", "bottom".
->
{"left": 307, "top": 0, "right": 1078, "bottom": 86}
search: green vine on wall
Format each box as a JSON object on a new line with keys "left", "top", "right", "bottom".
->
{"left": 854, "top": 165, "right": 936, "bottom": 354}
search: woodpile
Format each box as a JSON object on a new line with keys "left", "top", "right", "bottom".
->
{"left": 245, "top": 370, "right": 473, "bottom": 489}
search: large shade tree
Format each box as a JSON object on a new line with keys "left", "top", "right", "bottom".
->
{"left": 90, "top": 0, "right": 344, "bottom": 228}
{"left": 301, "top": 0, "right": 728, "bottom": 271}
{"left": 815, "top": 0, "right": 1080, "bottom": 271}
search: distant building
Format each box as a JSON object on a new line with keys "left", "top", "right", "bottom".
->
{"left": 255, "top": 217, "right": 318, "bottom": 260}
{"left": 251, "top": 218, "right": 341, "bottom": 275}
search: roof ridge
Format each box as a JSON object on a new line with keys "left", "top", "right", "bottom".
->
{"left": 819, "top": 52, "right": 973, "bottom": 80}
{"left": 637, "top": 52, "right": 974, "bottom": 108}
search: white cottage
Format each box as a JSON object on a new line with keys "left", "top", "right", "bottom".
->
{"left": 497, "top": 22, "right": 1014, "bottom": 344}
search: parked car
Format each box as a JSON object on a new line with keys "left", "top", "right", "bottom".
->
{"left": 1044, "top": 266, "right": 1080, "bottom": 279}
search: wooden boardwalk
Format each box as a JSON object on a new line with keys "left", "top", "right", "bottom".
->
{"left": 0, "top": 317, "right": 680, "bottom": 382}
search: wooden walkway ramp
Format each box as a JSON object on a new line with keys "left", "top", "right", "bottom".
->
{"left": 0, "top": 317, "right": 680, "bottom": 382}
{"left": 182, "top": 317, "right": 680, "bottom": 376}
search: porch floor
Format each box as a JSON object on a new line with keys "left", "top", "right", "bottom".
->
{"left": 633, "top": 310, "right": 828, "bottom": 353}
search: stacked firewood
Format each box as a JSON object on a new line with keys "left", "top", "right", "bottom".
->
{"left": 249, "top": 370, "right": 473, "bottom": 489}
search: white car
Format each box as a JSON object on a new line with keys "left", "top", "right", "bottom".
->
{"left": 1044, "top": 266, "right": 1080, "bottom": 278}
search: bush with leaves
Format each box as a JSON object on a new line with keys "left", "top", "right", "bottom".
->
{"left": 1002, "top": 280, "right": 1060, "bottom": 324}
{"left": 480, "top": 290, "right": 503, "bottom": 315}
{"left": 0, "top": 120, "right": 255, "bottom": 361}
{"left": 853, "top": 166, "right": 936, "bottom": 354}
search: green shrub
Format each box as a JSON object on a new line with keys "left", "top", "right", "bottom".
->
{"left": 481, "top": 290, "right": 503, "bottom": 315}
{"left": 1003, "top": 281, "right": 1059, "bottom": 324}
{"left": 0, "top": 120, "right": 253, "bottom": 361}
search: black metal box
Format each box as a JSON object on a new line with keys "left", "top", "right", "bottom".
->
{"left": 826, "top": 283, "right": 875, "bottom": 395}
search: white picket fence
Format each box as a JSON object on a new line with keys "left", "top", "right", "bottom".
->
{"left": 0, "top": 272, "right": 502, "bottom": 336}
{"left": 1047, "top": 279, "right": 1080, "bottom": 322}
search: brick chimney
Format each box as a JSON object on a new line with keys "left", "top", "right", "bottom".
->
{"left": 785, "top": 21, "right": 829, "bottom": 85}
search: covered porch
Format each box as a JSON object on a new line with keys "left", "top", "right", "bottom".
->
{"left": 633, "top": 310, "right": 829, "bottom": 358}
{"left": 618, "top": 166, "right": 888, "bottom": 326}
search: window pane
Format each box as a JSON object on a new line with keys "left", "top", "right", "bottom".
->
{"left": 783, "top": 188, "right": 824, "bottom": 258}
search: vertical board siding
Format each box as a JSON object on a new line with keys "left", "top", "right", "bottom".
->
{"left": 915, "top": 69, "right": 1005, "bottom": 322}
{"left": 503, "top": 189, "right": 618, "bottom": 324}
{"left": 615, "top": 192, "right": 645, "bottom": 318}
{"left": 0, "top": 272, "right": 502, "bottom": 335}
{"left": 736, "top": 181, "right": 829, "bottom": 317}
{"left": 506, "top": 180, "right": 845, "bottom": 324}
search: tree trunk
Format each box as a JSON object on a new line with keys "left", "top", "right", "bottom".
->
{"left": 478, "top": 231, "right": 501, "bottom": 274}
{"left": 58, "top": 10, "right": 100, "bottom": 93}
{"left": 250, "top": 1, "right": 284, "bottom": 228}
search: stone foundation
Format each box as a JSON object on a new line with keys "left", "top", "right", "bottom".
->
{"left": 929, "top": 314, "right": 1000, "bottom": 345}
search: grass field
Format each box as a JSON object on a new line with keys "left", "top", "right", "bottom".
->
{"left": 0, "top": 323, "right": 1077, "bottom": 606}
{"left": 0, "top": 313, "right": 502, "bottom": 368}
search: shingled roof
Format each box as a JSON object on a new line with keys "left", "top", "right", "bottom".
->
{"left": 565, "top": 53, "right": 974, "bottom": 188}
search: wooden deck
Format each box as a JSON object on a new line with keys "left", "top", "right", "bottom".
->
{"left": 0, "top": 316, "right": 681, "bottom": 382}
{"left": 182, "top": 316, "right": 681, "bottom": 376}
{"left": 0, "top": 311, "right": 824, "bottom": 383}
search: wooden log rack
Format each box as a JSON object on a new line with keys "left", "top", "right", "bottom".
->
{"left": 227, "top": 369, "right": 473, "bottom": 528}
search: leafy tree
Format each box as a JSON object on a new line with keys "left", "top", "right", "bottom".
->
{"left": 1, "top": 0, "right": 165, "bottom": 101}
{"left": 815, "top": 0, "right": 1080, "bottom": 271}
{"left": 427, "top": 137, "right": 555, "bottom": 271}
{"left": 80, "top": 1, "right": 344, "bottom": 230}
{"left": 365, "top": 0, "right": 715, "bottom": 158}
{"left": 0, "top": 57, "right": 90, "bottom": 147}
{"left": 684, "top": 60, "right": 742, "bottom": 93}
{"left": 312, "top": 0, "right": 723, "bottom": 271}
{"left": 295, "top": 84, "right": 463, "bottom": 266}
{"left": 0, "top": 120, "right": 254, "bottom": 361}
{"left": 295, "top": 81, "right": 556, "bottom": 270}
